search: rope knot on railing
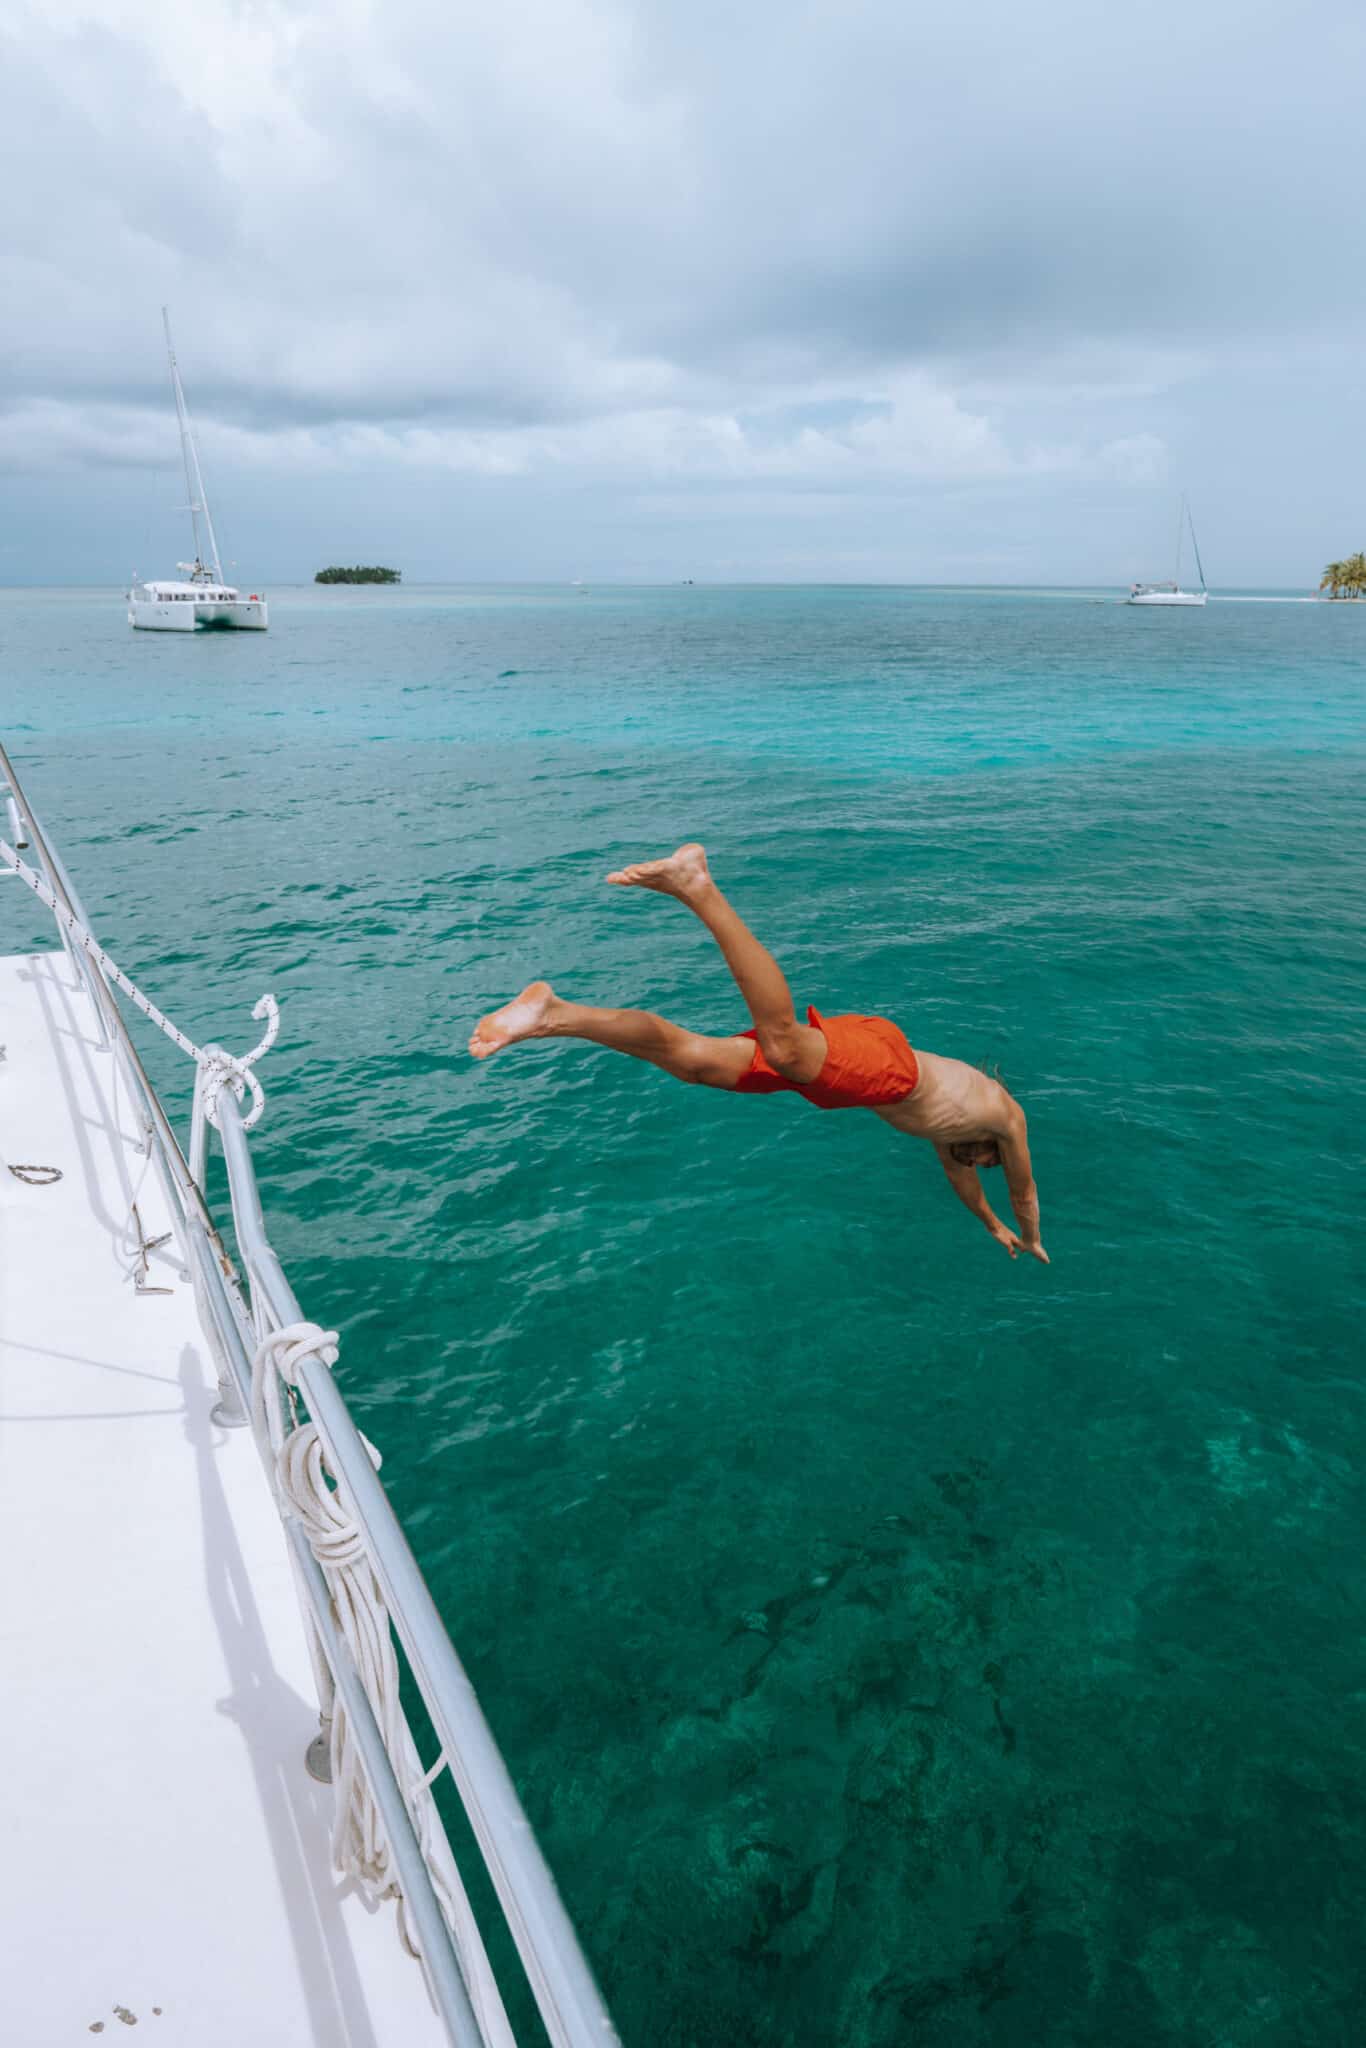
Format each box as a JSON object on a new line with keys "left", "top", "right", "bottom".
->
{"left": 254, "top": 1318, "right": 340, "bottom": 1387}
{"left": 196, "top": 993, "right": 280, "bottom": 1131}
{"left": 249, "top": 1320, "right": 338, "bottom": 1446}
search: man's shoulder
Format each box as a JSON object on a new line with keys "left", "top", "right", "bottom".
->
{"left": 989, "top": 1086, "right": 1027, "bottom": 1136}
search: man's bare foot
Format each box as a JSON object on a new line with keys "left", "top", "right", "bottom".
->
{"left": 469, "top": 981, "right": 559, "bottom": 1059}
{"left": 606, "top": 842, "right": 712, "bottom": 900}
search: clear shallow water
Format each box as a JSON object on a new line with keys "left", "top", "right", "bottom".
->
{"left": 5, "top": 584, "right": 1366, "bottom": 2045}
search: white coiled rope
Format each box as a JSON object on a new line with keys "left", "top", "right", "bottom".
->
{"left": 252, "top": 1324, "right": 514, "bottom": 2046}
{"left": 0, "top": 836, "right": 277, "bottom": 1128}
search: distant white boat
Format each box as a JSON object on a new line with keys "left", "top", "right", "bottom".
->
{"left": 128, "top": 311, "right": 268, "bottom": 632}
{"left": 1127, "top": 497, "right": 1207, "bottom": 607}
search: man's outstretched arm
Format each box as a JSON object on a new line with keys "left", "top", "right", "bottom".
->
{"left": 995, "top": 1107, "right": 1048, "bottom": 1264}
{"left": 934, "top": 1145, "right": 1030, "bottom": 1259}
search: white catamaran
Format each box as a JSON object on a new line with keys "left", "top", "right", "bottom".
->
{"left": 1127, "top": 496, "right": 1208, "bottom": 607}
{"left": 127, "top": 311, "right": 268, "bottom": 633}
{"left": 0, "top": 742, "right": 617, "bottom": 2045}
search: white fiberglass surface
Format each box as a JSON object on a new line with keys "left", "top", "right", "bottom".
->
{"left": 0, "top": 951, "right": 446, "bottom": 2046}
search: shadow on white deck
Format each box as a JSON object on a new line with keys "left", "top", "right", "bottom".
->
{"left": 0, "top": 951, "right": 447, "bottom": 2045}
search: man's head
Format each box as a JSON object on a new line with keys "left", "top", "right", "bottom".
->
{"left": 950, "top": 1139, "right": 1002, "bottom": 1169}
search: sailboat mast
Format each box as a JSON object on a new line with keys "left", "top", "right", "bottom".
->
{"left": 1188, "top": 503, "right": 1207, "bottom": 593}
{"left": 162, "top": 308, "right": 223, "bottom": 583}
{"left": 1174, "top": 494, "right": 1185, "bottom": 588}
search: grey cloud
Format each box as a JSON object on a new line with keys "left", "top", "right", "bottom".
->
{"left": 9, "top": 0, "right": 1364, "bottom": 427}
{"left": 1, "top": 0, "right": 1363, "bottom": 581}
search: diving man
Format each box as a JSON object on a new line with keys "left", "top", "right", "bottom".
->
{"left": 470, "top": 844, "right": 1047, "bottom": 1262}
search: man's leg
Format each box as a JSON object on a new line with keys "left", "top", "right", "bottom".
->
{"left": 607, "top": 843, "right": 827, "bottom": 1082}
{"left": 468, "top": 980, "right": 754, "bottom": 1088}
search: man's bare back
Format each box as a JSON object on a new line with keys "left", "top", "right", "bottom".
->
{"left": 469, "top": 843, "right": 1048, "bottom": 1264}
{"left": 875, "top": 1047, "right": 1013, "bottom": 1144}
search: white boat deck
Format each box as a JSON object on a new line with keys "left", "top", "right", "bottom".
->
{"left": 0, "top": 948, "right": 447, "bottom": 2046}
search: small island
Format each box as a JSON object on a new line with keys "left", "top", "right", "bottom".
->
{"left": 1319, "top": 554, "right": 1365, "bottom": 599}
{"left": 314, "top": 565, "right": 401, "bottom": 585}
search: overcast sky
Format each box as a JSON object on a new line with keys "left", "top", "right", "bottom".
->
{"left": 2, "top": 0, "right": 1363, "bottom": 585}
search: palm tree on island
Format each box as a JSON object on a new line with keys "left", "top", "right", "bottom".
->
{"left": 1320, "top": 553, "right": 1366, "bottom": 599}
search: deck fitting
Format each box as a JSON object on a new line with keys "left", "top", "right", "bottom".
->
{"left": 306, "top": 1723, "right": 334, "bottom": 1785}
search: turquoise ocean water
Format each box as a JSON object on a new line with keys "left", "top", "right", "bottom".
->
{"left": 5, "top": 583, "right": 1366, "bottom": 2044}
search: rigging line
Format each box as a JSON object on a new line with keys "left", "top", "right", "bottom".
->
{"left": 0, "top": 834, "right": 277, "bottom": 1129}
{"left": 162, "top": 307, "right": 224, "bottom": 583}
{"left": 1188, "top": 505, "right": 1208, "bottom": 593}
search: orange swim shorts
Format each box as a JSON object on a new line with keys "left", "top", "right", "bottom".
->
{"left": 734, "top": 1006, "right": 919, "bottom": 1110}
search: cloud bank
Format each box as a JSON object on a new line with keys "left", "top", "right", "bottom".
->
{"left": 2, "top": 0, "right": 1363, "bottom": 578}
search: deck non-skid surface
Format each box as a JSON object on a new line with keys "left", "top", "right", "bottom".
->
{"left": 0, "top": 951, "right": 448, "bottom": 2046}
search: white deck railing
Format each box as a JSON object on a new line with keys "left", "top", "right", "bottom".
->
{"left": 0, "top": 740, "right": 619, "bottom": 2048}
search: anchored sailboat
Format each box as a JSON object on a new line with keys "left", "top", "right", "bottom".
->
{"left": 1127, "top": 496, "right": 1208, "bottom": 607}
{"left": 127, "top": 311, "right": 268, "bottom": 632}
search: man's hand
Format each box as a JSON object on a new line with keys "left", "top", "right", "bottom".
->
{"left": 987, "top": 1219, "right": 1050, "bottom": 1264}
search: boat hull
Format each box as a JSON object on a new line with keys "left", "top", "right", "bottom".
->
{"left": 1126, "top": 590, "right": 1207, "bottom": 607}
{"left": 129, "top": 597, "right": 269, "bottom": 631}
